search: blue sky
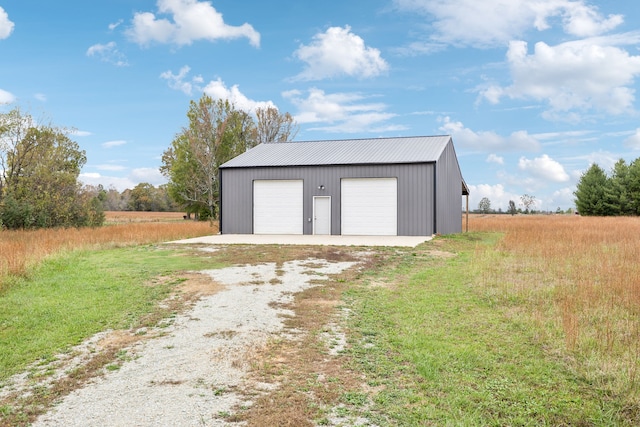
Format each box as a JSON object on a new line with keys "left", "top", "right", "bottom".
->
{"left": 2, "top": 0, "right": 640, "bottom": 211}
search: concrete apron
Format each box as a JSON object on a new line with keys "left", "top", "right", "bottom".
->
{"left": 169, "top": 234, "right": 432, "bottom": 248}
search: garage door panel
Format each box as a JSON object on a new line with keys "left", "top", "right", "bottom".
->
{"left": 341, "top": 178, "right": 397, "bottom": 236}
{"left": 254, "top": 180, "right": 303, "bottom": 234}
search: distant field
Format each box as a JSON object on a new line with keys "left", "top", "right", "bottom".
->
{"left": 104, "top": 211, "right": 189, "bottom": 223}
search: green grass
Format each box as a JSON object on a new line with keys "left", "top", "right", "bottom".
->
{"left": 344, "top": 233, "right": 633, "bottom": 426}
{"left": 0, "top": 245, "right": 222, "bottom": 382}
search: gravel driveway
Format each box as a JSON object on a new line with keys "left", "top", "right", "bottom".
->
{"left": 29, "top": 258, "right": 355, "bottom": 426}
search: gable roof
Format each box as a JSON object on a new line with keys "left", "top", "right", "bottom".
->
{"left": 220, "top": 135, "right": 453, "bottom": 168}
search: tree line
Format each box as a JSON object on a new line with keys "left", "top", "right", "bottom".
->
{"left": 475, "top": 194, "right": 551, "bottom": 215}
{"left": 1, "top": 95, "right": 296, "bottom": 229}
{"left": 83, "top": 183, "right": 180, "bottom": 212}
{"left": 0, "top": 108, "right": 104, "bottom": 229}
{"left": 574, "top": 159, "right": 640, "bottom": 216}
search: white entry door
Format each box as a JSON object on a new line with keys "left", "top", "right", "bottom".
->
{"left": 341, "top": 178, "right": 397, "bottom": 235}
{"left": 253, "top": 180, "right": 303, "bottom": 234}
{"left": 313, "top": 196, "right": 331, "bottom": 235}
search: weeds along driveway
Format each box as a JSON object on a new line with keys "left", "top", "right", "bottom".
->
{"left": 29, "top": 256, "right": 357, "bottom": 426}
{"left": 170, "top": 233, "right": 431, "bottom": 247}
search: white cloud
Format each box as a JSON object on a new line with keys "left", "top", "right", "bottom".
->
{"left": 203, "top": 78, "right": 275, "bottom": 113}
{"left": 129, "top": 167, "right": 166, "bottom": 184}
{"left": 486, "top": 154, "right": 504, "bottom": 164}
{"left": 0, "top": 88, "right": 15, "bottom": 104}
{"left": 480, "top": 38, "right": 640, "bottom": 118}
{"left": 549, "top": 187, "right": 576, "bottom": 210}
{"left": 160, "top": 68, "right": 273, "bottom": 113}
{"left": 81, "top": 172, "right": 101, "bottom": 179}
{"left": 109, "top": 19, "right": 123, "bottom": 31}
{"left": 126, "top": 0, "right": 260, "bottom": 47}
{"left": 102, "top": 140, "right": 127, "bottom": 149}
{"left": 531, "top": 129, "right": 594, "bottom": 141}
{"left": 160, "top": 66, "right": 203, "bottom": 95}
{"left": 34, "top": 93, "right": 47, "bottom": 102}
{"left": 518, "top": 154, "right": 570, "bottom": 182}
{"left": 293, "top": 26, "right": 388, "bottom": 81}
{"left": 86, "top": 42, "right": 129, "bottom": 67}
{"left": 97, "top": 164, "right": 127, "bottom": 172}
{"left": 438, "top": 116, "right": 541, "bottom": 151}
{"left": 467, "top": 183, "right": 521, "bottom": 211}
{"left": 566, "top": 149, "right": 619, "bottom": 174}
{"left": 624, "top": 129, "right": 640, "bottom": 150}
{"left": 283, "top": 88, "right": 402, "bottom": 134}
{"left": 393, "top": 0, "right": 623, "bottom": 49}
{"left": 68, "top": 129, "right": 92, "bottom": 137}
{"left": 80, "top": 173, "right": 136, "bottom": 192}
{"left": 79, "top": 168, "right": 167, "bottom": 192}
{"left": 561, "top": 2, "right": 623, "bottom": 37}
{"left": 0, "top": 6, "right": 14, "bottom": 39}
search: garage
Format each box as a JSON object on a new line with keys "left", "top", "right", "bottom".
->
{"left": 220, "top": 136, "right": 469, "bottom": 236}
{"left": 253, "top": 180, "right": 303, "bottom": 234}
{"left": 341, "top": 178, "right": 397, "bottom": 236}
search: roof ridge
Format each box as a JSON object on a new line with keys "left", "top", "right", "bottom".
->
{"left": 221, "top": 135, "right": 454, "bottom": 168}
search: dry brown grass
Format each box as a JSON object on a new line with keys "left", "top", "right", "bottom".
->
{"left": 104, "top": 211, "right": 188, "bottom": 223}
{"left": 469, "top": 214, "right": 640, "bottom": 397}
{"left": 0, "top": 214, "right": 215, "bottom": 286}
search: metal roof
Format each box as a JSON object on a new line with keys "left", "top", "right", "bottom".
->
{"left": 220, "top": 135, "right": 453, "bottom": 168}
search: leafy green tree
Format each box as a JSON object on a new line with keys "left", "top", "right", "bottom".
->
{"left": 161, "top": 95, "right": 257, "bottom": 220}
{"left": 478, "top": 197, "right": 491, "bottom": 214}
{"left": 507, "top": 200, "right": 517, "bottom": 216}
{"left": 0, "top": 108, "right": 103, "bottom": 228}
{"left": 128, "top": 183, "right": 156, "bottom": 211}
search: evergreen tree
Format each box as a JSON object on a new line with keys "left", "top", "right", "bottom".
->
{"left": 574, "top": 164, "right": 610, "bottom": 216}
{"left": 609, "top": 159, "right": 630, "bottom": 215}
{"left": 627, "top": 159, "right": 640, "bottom": 215}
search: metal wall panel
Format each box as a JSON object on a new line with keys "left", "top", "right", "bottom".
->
{"left": 220, "top": 163, "right": 436, "bottom": 236}
{"left": 435, "top": 140, "right": 464, "bottom": 234}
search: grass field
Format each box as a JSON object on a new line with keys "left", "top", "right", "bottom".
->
{"left": 469, "top": 214, "right": 640, "bottom": 402}
{"left": 340, "top": 233, "right": 630, "bottom": 425}
{"left": 104, "top": 211, "right": 190, "bottom": 223}
{"left": 0, "top": 212, "right": 214, "bottom": 285}
{"left": 1, "top": 212, "right": 639, "bottom": 425}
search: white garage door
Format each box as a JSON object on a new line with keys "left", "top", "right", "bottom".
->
{"left": 253, "top": 180, "right": 303, "bottom": 234}
{"left": 341, "top": 178, "right": 397, "bottom": 236}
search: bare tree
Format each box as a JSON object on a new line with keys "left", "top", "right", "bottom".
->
{"left": 520, "top": 194, "right": 536, "bottom": 214}
{"left": 255, "top": 106, "right": 298, "bottom": 144}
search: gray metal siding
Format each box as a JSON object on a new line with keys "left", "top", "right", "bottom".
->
{"left": 435, "top": 140, "right": 463, "bottom": 234}
{"left": 221, "top": 163, "right": 435, "bottom": 236}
